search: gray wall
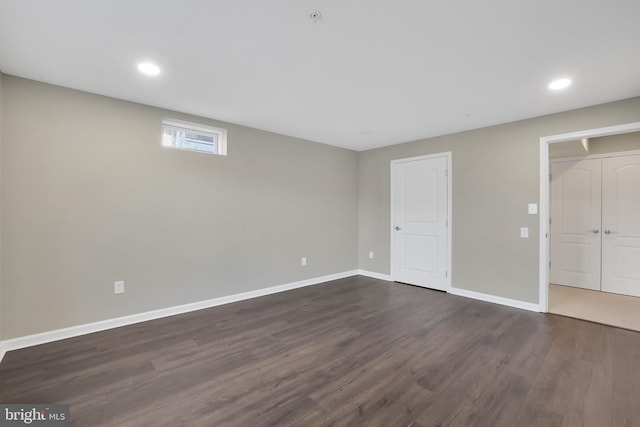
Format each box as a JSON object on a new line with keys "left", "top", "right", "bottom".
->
{"left": 358, "top": 97, "right": 640, "bottom": 304}
{"left": 2, "top": 74, "right": 639, "bottom": 340}
{"left": 549, "top": 132, "right": 640, "bottom": 158}
{"left": 1, "top": 76, "right": 358, "bottom": 339}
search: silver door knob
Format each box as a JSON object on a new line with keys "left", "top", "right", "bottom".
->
{"left": 394, "top": 226, "right": 402, "bottom": 231}
{"left": 604, "top": 230, "right": 612, "bottom": 234}
{"left": 592, "top": 229, "right": 599, "bottom": 234}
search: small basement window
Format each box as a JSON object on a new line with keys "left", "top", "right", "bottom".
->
{"left": 162, "top": 119, "right": 227, "bottom": 155}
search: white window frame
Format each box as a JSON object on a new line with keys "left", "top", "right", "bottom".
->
{"left": 162, "top": 119, "right": 227, "bottom": 156}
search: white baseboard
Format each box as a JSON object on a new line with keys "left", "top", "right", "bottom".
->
{"left": 0, "top": 271, "right": 541, "bottom": 363}
{"left": 360, "top": 274, "right": 540, "bottom": 313}
{"left": 448, "top": 287, "right": 541, "bottom": 312}
{"left": 0, "top": 270, "right": 359, "bottom": 357}
{"left": 358, "top": 269, "right": 392, "bottom": 281}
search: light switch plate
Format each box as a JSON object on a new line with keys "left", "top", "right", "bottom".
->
{"left": 528, "top": 203, "right": 538, "bottom": 215}
{"left": 520, "top": 227, "right": 529, "bottom": 238}
{"left": 114, "top": 281, "right": 125, "bottom": 294}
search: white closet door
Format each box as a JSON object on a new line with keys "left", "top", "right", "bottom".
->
{"left": 550, "top": 159, "right": 602, "bottom": 290}
{"left": 602, "top": 155, "right": 640, "bottom": 297}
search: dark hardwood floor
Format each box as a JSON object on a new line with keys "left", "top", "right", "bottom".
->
{"left": 1, "top": 275, "right": 640, "bottom": 426}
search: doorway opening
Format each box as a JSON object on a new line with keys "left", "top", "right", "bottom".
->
{"left": 539, "top": 122, "right": 640, "bottom": 329}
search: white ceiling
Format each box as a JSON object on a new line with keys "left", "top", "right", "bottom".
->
{"left": 1, "top": 0, "right": 639, "bottom": 151}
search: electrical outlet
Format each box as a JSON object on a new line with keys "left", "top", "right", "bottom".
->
{"left": 528, "top": 203, "right": 538, "bottom": 215}
{"left": 369, "top": 251, "right": 374, "bottom": 259}
{"left": 114, "top": 281, "right": 125, "bottom": 294}
{"left": 301, "top": 257, "right": 307, "bottom": 266}
{"left": 520, "top": 227, "right": 529, "bottom": 238}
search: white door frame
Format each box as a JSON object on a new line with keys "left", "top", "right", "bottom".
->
{"left": 390, "top": 152, "right": 452, "bottom": 290}
{"left": 539, "top": 122, "right": 640, "bottom": 312}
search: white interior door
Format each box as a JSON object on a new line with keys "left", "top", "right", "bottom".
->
{"left": 550, "top": 159, "right": 602, "bottom": 290}
{"left": 391, "top": 155, "right": 449, "bottom": 290}
{"left": 601, "top": 154, "right": 640, "bottom": 297}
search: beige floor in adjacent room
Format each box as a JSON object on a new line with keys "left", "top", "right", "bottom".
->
{"left": 549, "top": 283, "right": 640, "bottom": 332}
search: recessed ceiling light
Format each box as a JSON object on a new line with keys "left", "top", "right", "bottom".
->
{"left": 548, "top": 78, "right": 571, "bottom": 90}
{"left": 137, "top": 62, "right": 161, "bottom": 76}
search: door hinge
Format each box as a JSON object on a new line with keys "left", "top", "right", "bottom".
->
{"left": 549, "top": 261, "right": 552, "bottom": 268}
{"left": 445, "top": 270, "right": 448, "bottom": 278}
{"left": 445, "top": 169, "right": 448, "bottom": 177}
{"left": 549, "top": 173, "right": 552, "bottom": 181}
{"left": 549, "top": 217, "right": 552, "bottom": 225}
